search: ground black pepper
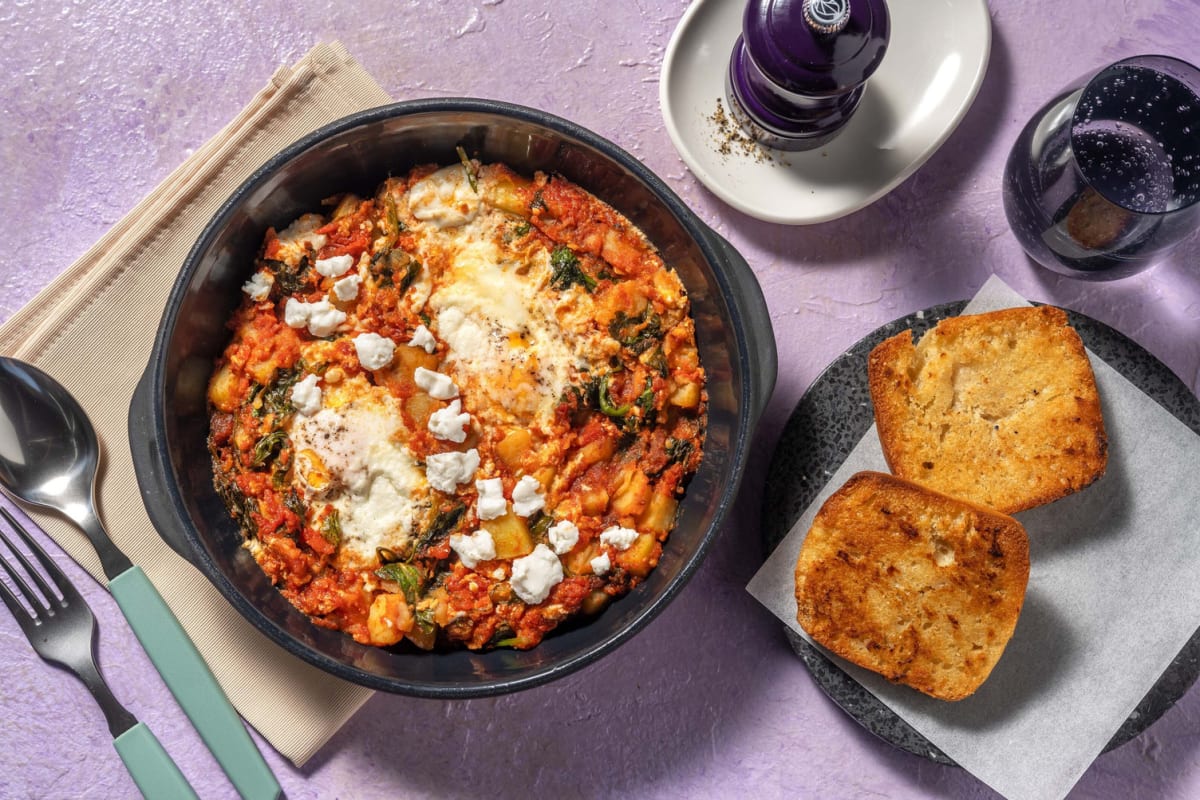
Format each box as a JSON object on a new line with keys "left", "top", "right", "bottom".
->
{"left": 706, "top": 98, "right": 783, "bottom": 165}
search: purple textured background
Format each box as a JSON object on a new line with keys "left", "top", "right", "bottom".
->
{"left": 2, "top": 2, "right": 1199, "bottom": 799}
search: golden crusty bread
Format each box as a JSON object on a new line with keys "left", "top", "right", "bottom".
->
{"left": 794, "top": 471, "right": 1030, "bottom": 701}
{"left": 867, "top": 305, "right": 1107, "bottom": 514}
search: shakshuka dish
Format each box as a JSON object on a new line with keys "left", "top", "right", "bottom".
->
{"left": 206, "top": 156, "right": 707, "bottom": 651}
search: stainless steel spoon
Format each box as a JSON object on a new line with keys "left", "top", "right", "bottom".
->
{"left": 0, "top": 356, "right": 280, "bottom": 800}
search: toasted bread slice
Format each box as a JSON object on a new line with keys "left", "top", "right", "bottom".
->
{"left": 868, "top": 305, "right": 1107, "bottom": 514}
{"left": 795, "top": 471, "right": 1030, "bottom": 701}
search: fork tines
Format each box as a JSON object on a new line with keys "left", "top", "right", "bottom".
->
{"left": 0, "top": 506, "right": 75, "bottom": 624}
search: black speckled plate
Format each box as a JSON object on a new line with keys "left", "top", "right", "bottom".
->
{"left": 761, "top": 301, "right": 1200, "bottom": 766}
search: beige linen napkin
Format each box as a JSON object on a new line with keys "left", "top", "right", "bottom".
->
{"left": 0, "top": 42, "right": 391, "bottom": 766}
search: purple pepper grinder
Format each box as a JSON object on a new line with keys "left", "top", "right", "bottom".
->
{"left": 726, "top": 0, "right": 890, "bottom": 151}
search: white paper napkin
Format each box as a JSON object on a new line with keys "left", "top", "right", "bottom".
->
{"left": 747, "top": 275, "right": 1200, "bottom": 800}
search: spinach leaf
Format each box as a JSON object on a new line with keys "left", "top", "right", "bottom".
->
{"left": 252, "top": 363, "right": 304, "bottom": 419}
{"left": 665, "top": 437, "right": 693, "bottom": 467}
{"left": 376, "top": 546, "right": 401, "bottom": 564}
{"left": 549, "top": 246, "right": 597, "bottom": 292}
{"left": 609, "top": 308, "right": 662, "bottom": 353}
{"left": 283, "top": 489, "right": 306, "bottom": 518}
{"left": 528, "top": 512, "right": 552, "bottom": 539}
{"left": 456, "top": 145, "right": 479, "bottom": 193}
{"left": 414, "top": 607, "right": 436, "bottom": 633}
{"left": 266, "top": 254, "right": 312, "bottom": 296}
{"left": 217, "top": 479, "right": 258, "bottom": 534}
{"left": 646, "top": 347, "right": 669, "bottom": 378}
{"left": 252, "top": 430, "right": 289, "bottom": 467}
{"left": 634, "top": 378, "right": 656, "bottom": 419}
{"left": 385, "top": 195, "right": 404, "bottom": 237}
{"left": 597, "top": 374, "right": 631, "bottom": 418}
{"left": 413, "top": 503, "right": 466, "bottom": 555}
{"left": 376, "top": 562, "right": 422, "bottom": 604}
{"left": 371, "top": 248, "right": 421, "bottom": 292}
{"left": 321, "top": 510, "right": 342, "bottom": 546}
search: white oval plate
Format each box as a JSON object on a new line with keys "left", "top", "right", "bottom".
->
{"left": 660, "top": 0, "right": 991, "bottom": 224}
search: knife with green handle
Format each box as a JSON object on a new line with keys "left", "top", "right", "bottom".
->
{"left": 110, "top": 565, "right": 281, "bottom": 800}
{"left": 114, "top": 723, "right": 201, "bottom": 800}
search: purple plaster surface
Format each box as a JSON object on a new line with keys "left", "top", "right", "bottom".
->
{"left": 2, "top": 1, "right": 1199, "bottom": 799}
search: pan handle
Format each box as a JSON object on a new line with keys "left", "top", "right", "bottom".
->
{"left": 128, "top": 361, "right": 195, "bottom": 563}
{"left": 698, "top": 225, "right": 777, "bottom": 426}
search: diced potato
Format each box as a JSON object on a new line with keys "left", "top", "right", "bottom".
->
{"left": 669, "top": 380, "right": 700, "bottom": 409}
{"left": 331, "top": 193, "right": 362, "bottom": 220}
{"left": 652, "top": 269, "right": 686, "bottom": 307}
{"left": 575, "top": 437, "right": 617, "bottom": 471}
{"left": 405, "top": 392, "right": 440, "bottom": 429}
{"left": 496, "top": 428, "right": 532, "bottom": 468}
{"left": 557, "top": 434, "right": 619, "bottom": 493}
{"left": 482, "top": 171, "right": 533, "bottom": 217}
{"left": 664, "top": 333, "right": 699, "bottom": 365}
{"left": 483, "top": 511, "right": 534, "bottom": 559}
{"left": 600, "top": 228, "right": 645, "bottom": 275}
{"left": 248, "top": 358, "right": 276, "bottom": 387}
{"left": 427, "top": 588, "right": 454, "bottom": 627}
{"left": 208, "top": 364, "right": 240, "bottom": 413}
{"left": 533, "top": 466, "right": 556, "bottom": 491}
{"left": 637, "top": 491, "right": 679, "bottom": 535}
{"left": 232, "top": 426, "right": 255, "bottom": 453}
{"left": 616, "top": 533, "right": 658, "bottom": 578}
{"left": 367, "top": 593, "right": 413, "bottom": 646}
{"left": 563, "top": 542, "right": 599, "bottom": 576}
{"left": 610, "top": 467, "right": 651, "bottom": 518}
{"left": 395, "top": 347, "right": 440, "bottom": 380}
{"left": 603, "top": 282, "right": 648, "bottom": 321}
{"left": 579, "top": 483, "right": 610, "bottom": 516}
{"left": 580, "top": 590, "right": 611, "bottom": 615}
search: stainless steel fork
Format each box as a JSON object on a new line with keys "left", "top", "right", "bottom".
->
{"left": 0, "top": 506, "right": 199, "bottom": 800}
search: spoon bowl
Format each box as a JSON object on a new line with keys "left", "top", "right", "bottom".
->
{"left": 0, "top": 358, "right": 111, "bottom": 562}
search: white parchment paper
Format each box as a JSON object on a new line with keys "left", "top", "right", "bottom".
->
{"left": 747, "top": 275, "right": 1200, "bottom": 800}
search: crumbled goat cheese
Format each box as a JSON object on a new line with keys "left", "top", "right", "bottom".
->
{"left": 449, "top": 529, "right": 496, "bottom": 569}
{"left": 547, "top": 520, "right": 580, "bottom": 555}
{"left": 354, "top": 332, "right": 396, "bottom": 370}
{"left": 511, "top": 475, "right": 545, "bottom": 517}
{"left": 242, "top": 271, "right": 273, "bottom": 301}
{"left": 425, "top": 449, "right": 480, "bottom": 493}
{"left": 284, "top": 298, "right": 347, "bottom": 338}
{"left": 306, "top": 301, "right": 346, "bottom": 337}
{"left": 600, "top": 525, "right": 639, "bottom": 551}
{"left": 475, "top": 478, "right": 507, "bottom": 520}
{"left": 590, "top": 552, "right": 611, "bottom": 576}
{"left": 414, "top": 367, "right": 459, "bottom": 400}
{"left": 290, "top": 374, "right": 323, "bottom": 417}
{"left": 428, "top": 398, "right": 470, "bottom": 443}
{"left": 284, "top": 297, "right": 310, "bottom": 328}
{"left": 332, "top": 273, "right": 361, "bottom": 302}
{"left": 315, "top": 254, "right": 355, "bottom": 278}
{"left": 409, "top": 324, "right": 437, "bottom": 354}
{"left": 510, "top": 544, "right": 564, "bottom": 605}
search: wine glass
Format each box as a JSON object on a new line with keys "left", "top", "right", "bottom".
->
{"left": 1003, "top": 55, "right": 1200, "bottom": 281}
